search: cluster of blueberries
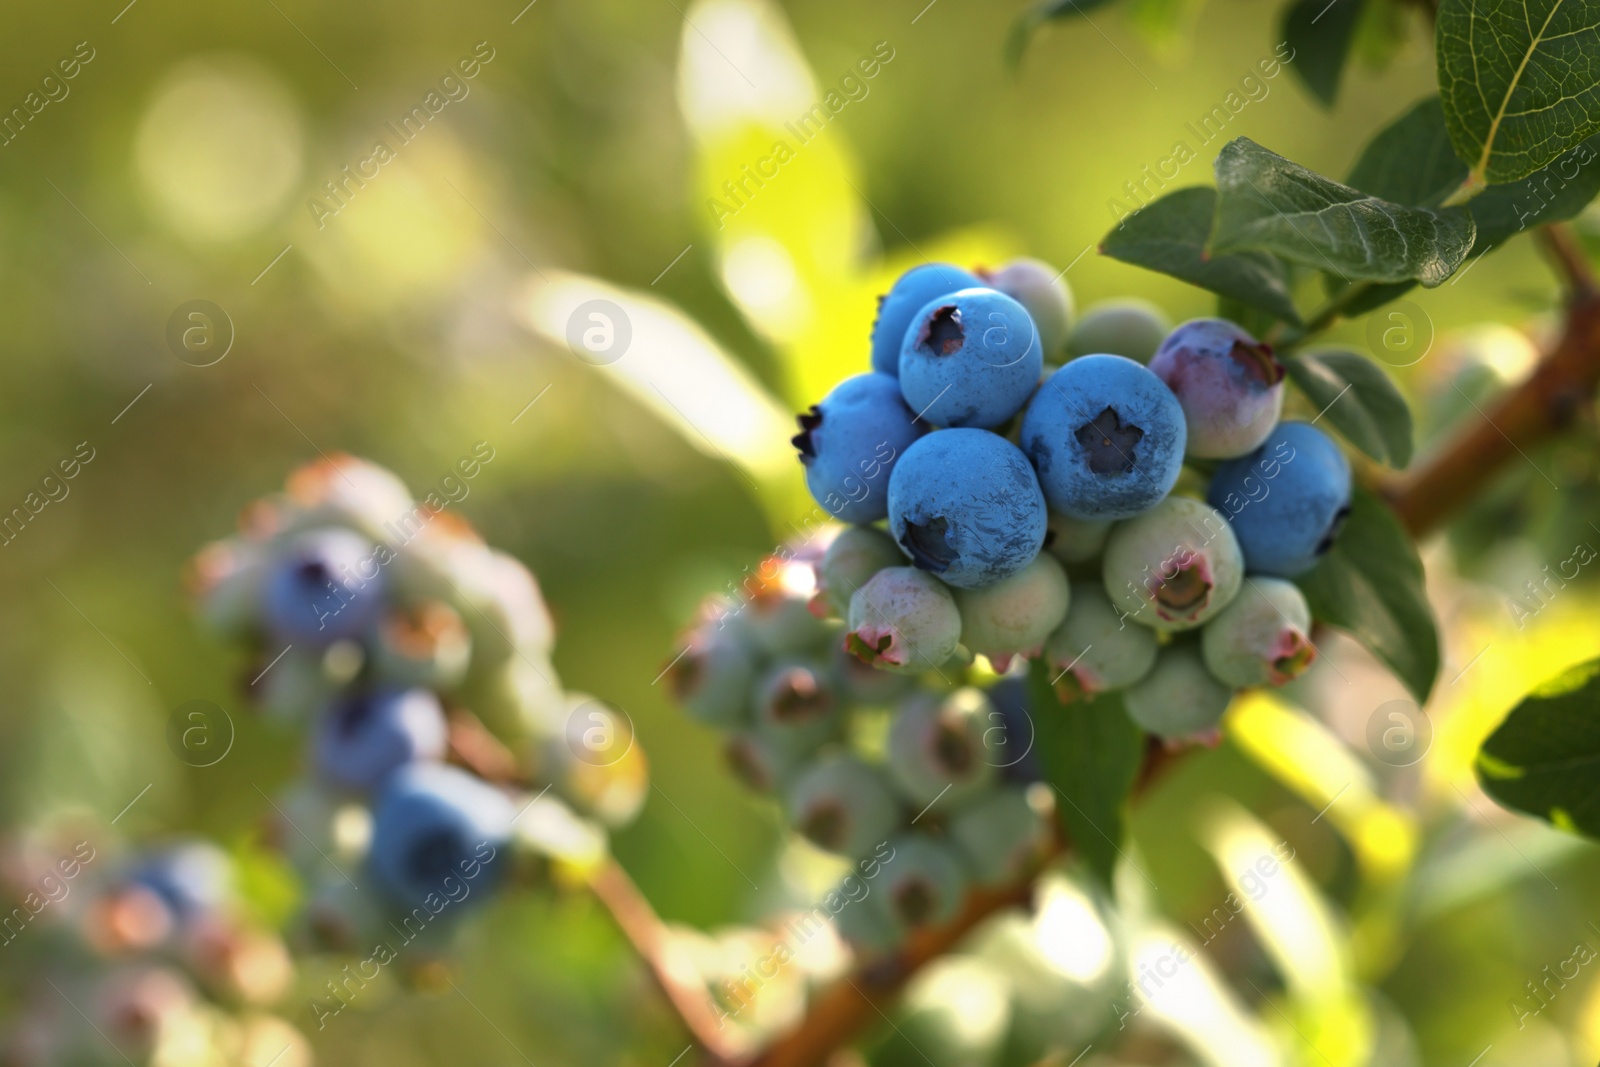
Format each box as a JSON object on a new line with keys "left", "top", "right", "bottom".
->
{"left": 670, "top": 555, "right": 1050, "bottom": 954}
{"left": 188, "top": 457, "right": 644, "bottom": 952}
{"left": 795, "top": 259, "right": 1352, "bottom": 739}
{"left": 1, "top": 834, "right": 308, "bottom": 1067}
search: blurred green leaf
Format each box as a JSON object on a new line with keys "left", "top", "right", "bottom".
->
{"left": 1210, "top": 138, "right": 1476, "bottom": 286}
{"left": 1006, "top": 0, "right": 1124, "bottom": 68}
{"left": 1102, "top": 186, "right": 1302, "bottom": 324}
{"left": 1284, "top": 349, "right": 1414, "bottom": 467}
{"left": 1478, "top": 658, "right": 1600, "bottom": 837}
{"left": 1437, "top": 0, "right": 1600, "bottom": 183}
{"left": 1026, "top": 659, "right": 1144, "bottom": 890}
{"left": 1281, "top": 0, "right": 1364, "bottom": 106}
{"left": 1296, "top": 487, "right": 1440, "bottom": 703}
{"left": 1348, "top": 96, "right": 1600, "bottom": 252}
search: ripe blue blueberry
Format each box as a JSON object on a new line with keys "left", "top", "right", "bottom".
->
{"left": 129, "top": 841, "right": 233, "bottom": 924}
{"left": 953, "top": 554, "right": 1071, "bottom": 672}
{"left": 1067, "top": 299, "right": 1170, "bottom": 362}
{"left": 1044, "top": 580, "right": 1159, "bottom": 701}
{"left": 887, "top": 689, "right": 998, "bottom": 809}
{"left": 794, "top": 373, "right": 928, "bottom": 524}
{"left": 982, "top": 678, "right": 1043, "bottom": 785}
{"left": 368, "top": 763, "right": 514, "bottom": 911}
{"left": 313, "top": 688, "right": 448, "bottom": 792}
{"left": 897, "top": 288, "right": 1042, "bottom": 429}
{"left": 1019, "top": 356, "right": 1185, "bottom": 521}
{"left": 754, "top": 658, "right": 843, "bottom": 751}
{"left": 1102, "top": 496, "right": 1243, "bottom": 632}
{"left": 667, "top": 624, "right": 759, "bottom": 729}
{"left": 979, "top": 258, "right": 1074, "bottom": 356}
{"left": 871, "top": 263, "right": 984, "bottom": 376}
{"left": 845, "top": 567, "right": 962, "bottom": 675}
{"left": 949, "top": 786, "right": 1045, "bottom": 886}
{"left": 1206, "top": 421, "right": 1352, "bottom": 577}
{"left": 262, "top": 527, "right": 384, "bottom": 642}
{"left": 1149, "top": 319, "right": 1285, "bottom": 459}
{"left": 1123, "top": 644, "right": 1233, "bottom": 741}
{"left": 815, "top": 526, "right": 906, "bottom": 620}
{"left": 880, "top": 834, "right": 970, "bottom": 930}
{"left": 1200, "top": 576, "right": 1317, "bottom": 688}
{"left": 787, "top": 755, "right": 903, "bottom": 860}
{"left": 887, "top": 429, "right": 1048, "bottom": 589}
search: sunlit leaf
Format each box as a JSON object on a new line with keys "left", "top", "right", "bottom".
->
{"left": 1437, "top": 0, "right": 1600, "bottom": 183}
{"left": 1478, "top": 658, "right": 1600, "bottom": 838}
{"left": 1210, "top": 137, "right": 1476, "bottom": 286}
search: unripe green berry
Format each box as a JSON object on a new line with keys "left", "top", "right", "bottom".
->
{"left": 845, "top": 567, "right": 962, "bottom": 675}
{"left": 880, "top": 835, "right": 969, "bottom": 931}
{"left": 980, "top": 257, "right": 1074, "bottom": 356}
{"left": 1200, "top": 577, "right": 1316, "bottom": 688}
{"left": 887, "top": 689, "right": 998, "bottom": 809}
{"left": 1067, "top": 298, "right": 1170, "bottom": 363}
{"left": 1044, "top": 511, "right": 1113, "bottom": 565}
{"left": 1043, "top": 581, "right": 1159, "bottom": 702}
{"left": 787, "top": 756, "right": 903, "bottom": 860}
{"left": 949, "top": 786, "right": 1046, "bottom": 886}
{"left": 1123, "top": 644, "right": 1233, "bottom": 740}
{"left": 816, "top": 526, "right": 906, "bottom": 620}
{"left": 953, "top": 554, "right": 1071, "bottom": 671}
{"left": 1102, "top": 496, "right": 1243, "bottom": 632}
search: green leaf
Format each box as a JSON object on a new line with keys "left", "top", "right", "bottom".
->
{"left": 1348, "top": 96, "right": 1600, "bottom": 252}
{"left": 1284, "top": 349, "right": 1414, "bottom": 467}
{"left": 1006, "top": 0, "right": 1124, "bottom": 68}
{"left": 1102, "top": 187, "right": 1302, "bottom": 325}
{"left": 1437, "top": 0, "right": 1600, "bottom": 184}
{"left": 1210, "top": 137, "right": 1476, "bottom": 286}
{"left": 1296, "top": 487, "right": 1440, "bottom": 703}
{"left": 1282, "top": 0, "right": 1365, "bottom": 106}
{"left": 1026, "top": 659, "right": 1145, "bottom": 890}
{"left": 1477, "top": 658, "right": 1600, "bottom": 838}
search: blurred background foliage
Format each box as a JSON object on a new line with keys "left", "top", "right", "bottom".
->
{"left": 3, "top": 0, "right": 1600, "bottom": 1063}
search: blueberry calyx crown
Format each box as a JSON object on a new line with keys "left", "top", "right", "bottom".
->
{"left": 791, "top": 407, "right": 823, "bottom": 462}
{"left": 1230, "top": 339, "right": 1285, "bottom": 388}
{"left": 772, "top": 667, "right": 831, "bottom": 721}
{"left": 801, "top": 802, "right": 848, "bottom": 850}
{"left": 899, "top": 516, "right": 956, "bottom": 573}
{"left": 1075, "top": 406, "right": 1143, "bottom": 475}
{"left": 894, "top": 879, "right": 937, "bottom": 925}
{"left": 916, "top": 304, "right": 965, "bottom": 355}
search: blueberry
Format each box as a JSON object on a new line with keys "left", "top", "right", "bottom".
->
{"left": 285, "top": 454, "right": 416, "bottom": 542}
{"left": 1066, "top": 299, "right": 1170, "bottom": 362}
{"left": 450, "top": 548, "right": 556, "bottom": 666}
{"left": 1044, "top": 580, "right": 1159, "bottom": 701}
{"left": 1102, "top": 496, "right": 1243, "bottom": 632}
{"left": 130, "top": 842, "right": 233, "bottom": 926}
{"left": 261, "top": 527, "right": 384, "bottom": 642}
{"left": 949, "top": 787, "right": 1045, "bottom": 886}
{"left": 1020, "top": 356, "right": 1185, "bottom": 521}
{"left": 953, "top": 554, "right": 1071, "bottom": 672}
{"left": 887, "top": 429, "right": 1048, "bottom": 588}
{"left": 667, "top": 624, "right": 759, "bottom": 730}
{"left": 1201, "top": 576, "right": 1317, "bottom": 688}
{"left": 367, "top": 763, "right": 514, "bottom": 911}
{"left": 880, "top": 834, "right": 969, "bottom": 930}
{"left": 831, "top": 639, "right": 915, "bottom": 704}
{"left": 897, "top": 288, "right": 1043, "bottom": 429}
{"left": 787, "top": 756, "right": 903, "bottom": 860}
{"left": 815, "top": 526, "right": 906, "bottom": 620}
{"left": 473, "top": 655, "right": 567, "bottom": 745}
{"left": 723, "top": 730, "right": 808, "bottom": 794}
{"left": 1150, "top": 319, "right": 1285, "bottom": 459}
{"left": 370, "top": 601, "right": 472, "bottom": 691}
{"left": 979, "top": 258, "right": 1074, "bottom": 357}
{"left": 794, "top": 373, "right": 928, "bottom": 524}
{"left": 1043, "top": 511, "right": 1113, "bottom": 565}
{"left": 1207, "top": 421, "right": 1352, "bottom": 578}
{"left": 887, "top": 689, "right": 998, "bottom": 809}
{"left": 871, "top": 263, "right": 984, "bottom": 376}
{"left": 187, "top": 540, "right": 265, "bottom": 640}
{"left": 1123, "top": 644, "right": 1233, "bottom": 740}
{"left": 845, "top": 567, "right": 962, "bottom": 675}
{"left": 254, "top": 645, "right": 338, "bottom": 724}
{"left": 754, "top": 658, "right": 843, "bottom": 751}
{"left": 544, "top": 694, "right": 650, "bottom": 827}
{"left": 313, "top": 688, "right": 448, "bottom": 792}
{"left": 742, "top": 558, "right": 833, "bottom": 655}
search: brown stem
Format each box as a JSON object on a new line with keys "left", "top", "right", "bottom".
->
{"left": 1536, "top": 223, "right": 1599, "bottom": 300}
{"left": 590, "top": 859, "right": 744, "bottom": 1064}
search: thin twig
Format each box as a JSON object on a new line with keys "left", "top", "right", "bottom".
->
{"left": 1536, "top": 222, "right": 1599, "bottom": 300}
